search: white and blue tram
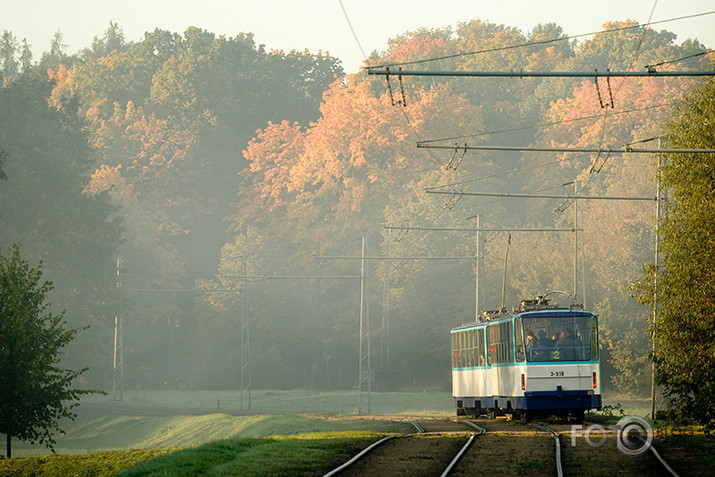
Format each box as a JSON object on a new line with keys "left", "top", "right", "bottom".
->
{"left": 450, "top": 297, "right": 601, "bottom": 421}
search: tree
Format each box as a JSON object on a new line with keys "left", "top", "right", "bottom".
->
{"left": 0, "top": 150, "right": 6, "bottom": 181}
{"left": 19, "top": 39, "right": 32, "bottom": 73}
{"left": 631, "top": 72, "right": 715, "bottom": 431}
{"left": 0, "top": 30, "right": 19, "bottom": 77}
{"left": 0, "top": 71, "right": 122, "bottom": 386}
{"left": 0, "top": 245, "right": 96, "bottom": 457}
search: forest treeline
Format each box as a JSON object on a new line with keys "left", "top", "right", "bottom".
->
{"left": 0, "top": 20, "right": 710, "bottom": 395}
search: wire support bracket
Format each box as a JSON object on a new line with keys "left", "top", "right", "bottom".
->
{"left": 444, "top": 143, "right": 467, "bottom": 170}
{"left": 593, "top": 69, "right": 615, "bottom": 109}
{"left": 385, "top": 67, "right": 407, "bottom": 106}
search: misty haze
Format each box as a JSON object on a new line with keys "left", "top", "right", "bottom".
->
{"left": 0, "top": 9, "right": 713, "bottom": 476}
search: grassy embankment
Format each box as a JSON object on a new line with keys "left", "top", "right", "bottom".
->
{"left": 0, "top": 389, "right": 444, "bottom": 476}
{"left": 0, "top": 390, "right": 713, "bottom": 476}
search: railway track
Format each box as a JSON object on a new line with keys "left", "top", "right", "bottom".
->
{"left": 323, "top": 417, "right": 680, "bottom": 476}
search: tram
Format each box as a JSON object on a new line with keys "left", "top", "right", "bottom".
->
{"left": 450, "top": 295, "right": 601, "bottom": 421}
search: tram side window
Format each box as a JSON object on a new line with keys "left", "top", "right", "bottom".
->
{"left": 487, "top": 321, "right": 513, "bottom": 364}
{"left": 463, "top": 330, "right": 470, "bottom": 367}
{"left": 591, "top": 315, "right": 599, "bottom": 361}
{"left": 452, "top": 330, "right": 483, "bottom": 368}
{"left": 460, "top": 332, "right": 467, "bottom": 368}
{"left": 467, "top": 329, "right": 476, "bottom": 367}
{"left": 478, "top": 328, "right": 486, "bottom": 366}
{"left": 514, "top": 317, "right": 525, "bottom": 362}
{"left": 502, "top": 321, "right": 513, "bottom": 363}
{"left": 487, "top": 325, "right": 497, "bottom": 365}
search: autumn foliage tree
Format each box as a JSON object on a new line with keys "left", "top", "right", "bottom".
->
{"left": 3, "top": 18, "right": 710, "bottom": 393}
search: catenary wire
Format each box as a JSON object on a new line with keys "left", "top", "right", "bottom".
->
{"left": 366, "top": 10, "right": 715, "bottom": 69}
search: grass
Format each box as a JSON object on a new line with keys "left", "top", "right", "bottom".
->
{"left": 0, "top": 449, "right": 169, "bottom": 477}
{"left": 118, "top": 432, "right": 381, "bottom": 477}
{"left": 3, "top": 390, "right": 439, "bottom": 457}
{"left": 103, "top": 388, "right": 455, "bottom": 416}
{"left": 1, "top": 390, "right": 712, "bottom": 476}
{"left": 0, "top": 433, "right": 385, "bottom": 477}
{"left": 0, "top": 390, "right": 426, "bottom": 476}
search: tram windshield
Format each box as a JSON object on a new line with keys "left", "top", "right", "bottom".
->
{"left": 522, "top": 314, "right": 598, "bottom": 362}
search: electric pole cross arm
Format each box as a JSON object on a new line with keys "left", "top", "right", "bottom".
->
{"left": 367, "top": 69, "right": 715, "bottom": 78}
{"left": 415, "top": 143, "right": 715, "bottom": 155}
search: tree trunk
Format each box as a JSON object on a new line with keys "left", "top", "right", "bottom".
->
{"left": 5, "top": 433, "right": 10, "bottom": 458}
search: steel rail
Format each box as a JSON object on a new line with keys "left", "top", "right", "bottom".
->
{"left": 323, "top": 419, "right": 482, "bottom": 476}
{"left": 440, "top": 419, "right": 488, "bottom": 477}
{"left": 322, "top": 435, "right": 396, "bottom": 477}
{"left": 322, "top": 420, "right": 426, "bottom": 476}
{"left": 441, "top": 433, "right": 478, "bottom": 477}
{"left": 529, "top": 423, "right": 563, "bottom": 477}
{"left": 640, "top": 437, "right": 680, "bottom": 477}
{"left": 457, "top": 420, "right": 487, "bottom": 434}
{"left": 409, "top": 421, "right": 425, "bottom": 433}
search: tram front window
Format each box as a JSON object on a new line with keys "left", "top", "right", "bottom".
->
{"left": 523, "top": 315, "right": 597, "bottom": 362}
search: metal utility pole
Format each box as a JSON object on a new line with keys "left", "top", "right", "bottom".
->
{"left": 381, "top": 231, "right": 392, "bottom": 371}
{"left": 651, "top": 146, "right": 664, "bottom": 420}
{"left": 317, "top": 244, "right": 475, "bottom": 411}
{"left": 240, "top": 257, "right": 251, "bottom": 411}
{"left": 383, "top": 225, "right": 576, "bottom": 317}
{"left": 501, "top": 233, "right": 512, "bottom": 310}
{"left": 475, "top": 215, "right": 480, "bottom": 320}
{"left": 574, "top": 181, "right": 579, "bottom": 302}
{"left": 112, "top": 257, "right": 124, "bottom": 401}
{"left": 221, "top": 267, "right": 363, "bottom": 410}
{"left": 357, "top": 237, "right": 370, "bottom": 414}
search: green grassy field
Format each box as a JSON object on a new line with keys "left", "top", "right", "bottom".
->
{"left": 0, "top": 390, "right": 710, "bottom": 476}
{"left": 0, "top": 389, "right": 657, "bottom": 456}
{"left": 1, "top": 389, "right": 449, "bottom": 456}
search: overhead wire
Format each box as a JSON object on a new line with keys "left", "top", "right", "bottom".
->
{"left": 375, "top": 5, "right": 710, "bottom": 236}
{"left": 338, "top": 0, "right": 367, "bottom": 61}
{"left": 418, "top": 101, "right": 676, "bottom": 145}
{"left": 366, "top": 10, "right": 715, "bottom": 70}
{"left": 338, "top": 0, "right": 448, "bottom": 240}
{"left": 645, "top": 49, "right": 713, "bottom": 69}
{"left": 590, "top": 0, "right": 659, "bottom": 174}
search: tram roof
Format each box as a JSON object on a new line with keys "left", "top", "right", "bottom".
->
{"left": 450, "top": 308, "right": 595, "bottom": 332}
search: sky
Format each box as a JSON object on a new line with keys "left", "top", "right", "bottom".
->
{"left": 4, "top": 1, "right": 715, "bottom": 73}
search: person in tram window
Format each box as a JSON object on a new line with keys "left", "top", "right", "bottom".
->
{"left": 575, "top": 330, "right": 585, "bottom": 359}
{"left": 525, "top": 330, "right": 536, "bottom": 360}
{"left": 536, "top": 330, "right": 550, "bottom": 360}
{"left": 556, "top": 329, "right": 577, "bottom": 361}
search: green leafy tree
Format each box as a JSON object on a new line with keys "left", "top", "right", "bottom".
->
{"left": 0, "top": 71, "right": 122, "bottom": 386}
{"left": 0, "top": 150, "right": 6, "bottom": 181}
{"left": 0, "top": 245, "right": 97, "bottom": 458}
{"left": 0, "top": 30, "right": 19, "bottom": 78}
{"left": 631, "top": 72, "right": 715, "bottom": 431}
{"left": 18, "top": 39, "right": 32, "bottom": 73}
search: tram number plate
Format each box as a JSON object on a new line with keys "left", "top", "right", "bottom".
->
{"left": 550, "top": 371, "right": 565, "bottom": 377}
